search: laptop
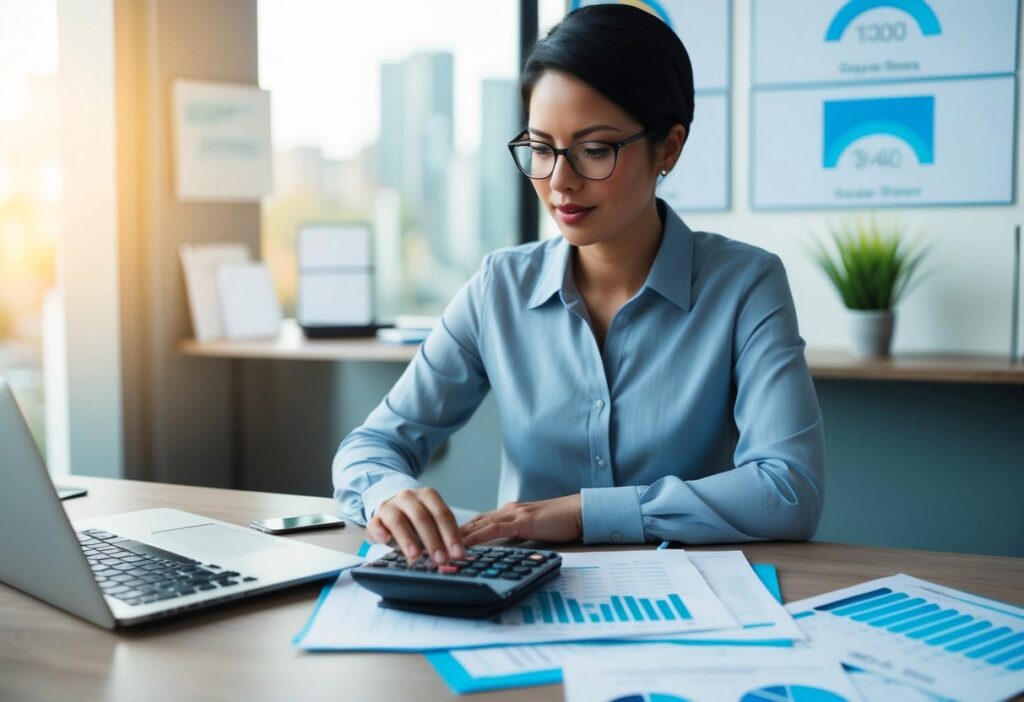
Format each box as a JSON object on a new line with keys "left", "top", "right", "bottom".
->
{"left": 0, "top": 378, "right": 363, "bottom": 628}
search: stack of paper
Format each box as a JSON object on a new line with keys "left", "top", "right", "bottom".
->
{"left": 293, "top": 546, "right": 808, "bottom": 693}
{"left": 294, "top": 548, "right": 739, "bottom": 651}
{"left": 293, "top": 548, "right": 1024, "bottom": 700}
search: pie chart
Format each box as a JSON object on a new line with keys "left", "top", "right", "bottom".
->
{"left": 607, "top": 694, "right": 691, "bottom": 702}
{"left": 740, "top": 685, "right": 848, "bottom": 702}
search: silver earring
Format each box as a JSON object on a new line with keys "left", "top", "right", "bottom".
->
{"left": 660, "top": 169, "right": 668, "bottom": 176}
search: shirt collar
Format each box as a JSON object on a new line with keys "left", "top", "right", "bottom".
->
{"left": 526, "top": 198, "right": 694, "bottom": 312}
{"left": 644, "top": 199, "right": 694, "bottom": 311}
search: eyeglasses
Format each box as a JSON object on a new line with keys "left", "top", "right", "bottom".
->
{"left": 507, "top": 127, "right": 665, "bottom": 181}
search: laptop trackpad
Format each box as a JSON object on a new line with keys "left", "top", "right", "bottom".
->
{"left": 151, "top": 523, "right": 284, "bottom": 560}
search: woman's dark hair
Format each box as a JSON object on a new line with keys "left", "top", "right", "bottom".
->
{"left": 520, "top": 4, "right": 695, "bottom": 146}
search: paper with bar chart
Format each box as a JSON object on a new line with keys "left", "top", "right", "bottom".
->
{"left": 427, "top": 552, "right": 802, "bottom": 694}
{"left": 294, "top": 550, "right": 736, "bottom": 651}
{"left": 562, "top": 646, "right": 863, "bottom": 702}
{"left": 787, "top": 574, "right": 1024, "bottom": 702}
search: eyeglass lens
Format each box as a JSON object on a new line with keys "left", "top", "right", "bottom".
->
{"left": 511, "top": 142, "right": 617, "bottom": 180}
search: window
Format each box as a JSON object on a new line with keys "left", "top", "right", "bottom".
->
{"left": 258, "top": 1, "right": 522, "bottom": 320}
{"left": 0, "top": 0, "right": 60, "bottom": 456}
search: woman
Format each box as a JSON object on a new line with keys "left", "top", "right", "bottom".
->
{"left": 334, "top": 4, "right": 824, "bottom": 566}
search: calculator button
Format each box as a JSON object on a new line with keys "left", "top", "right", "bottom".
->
{"left": 481, "top": 569, "right": 501, "bottom": 578}
{"left": 371, "top": 559, "right": 390, "bottom": 567}
{"left": 437, "top": 565, "right": 459, "bottom": 574}
{"left": 451, "top": 560, "right": 470, "bottom": 568}
{"left": 520, "top": 560, "right": 539, "bottom": 567}
{"left": 526, "top": 554, "right": 546, "bottom": 562}
{"left": 512, "top": 566, "right": 531, "bottom": 574}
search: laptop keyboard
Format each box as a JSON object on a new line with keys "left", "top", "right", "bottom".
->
{"left": 76, "top": 528, "right": 257, "bottom": 607}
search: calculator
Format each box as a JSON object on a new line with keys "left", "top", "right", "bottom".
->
{"left": 350, "top": 545, "right": 562, "bottom": 619}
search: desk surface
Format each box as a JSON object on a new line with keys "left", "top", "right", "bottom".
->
{"left": 4, "top": 477, "right": 1022, "bottom": 702}
{"left": 179, "top": 320, "right": 1024, "bottom": 384}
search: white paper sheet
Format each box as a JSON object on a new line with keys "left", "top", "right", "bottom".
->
{"left": 444, "top": 551, "right": 803, "bottom": 683}
{"left": 294, "top": 550, "right": 736, "bottom": 651}
{"left": 787, "top": 574, "right": 1024, "bottom": 702}
{"left": 562, "top": 646, "right": 863, "bottom": 702}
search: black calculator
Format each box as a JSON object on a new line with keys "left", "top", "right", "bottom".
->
{"left": 350, "top": 545, "right": 562, "bottom": 619}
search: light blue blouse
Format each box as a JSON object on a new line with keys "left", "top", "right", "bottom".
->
{"left": 333, "top": 200, "right": 825, "bottom": 545}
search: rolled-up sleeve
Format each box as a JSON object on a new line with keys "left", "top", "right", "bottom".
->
{"left": 589, "top": 253, "right": 826, "bottom": 545}
{"left": 332, "top": 258, "right": 493, "bottom": 524}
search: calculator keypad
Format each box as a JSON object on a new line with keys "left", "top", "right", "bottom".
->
{"left": 371, "top": 546, "right": 556, "bottom": 582}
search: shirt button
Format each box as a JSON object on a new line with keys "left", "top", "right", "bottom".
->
{"left": 595, "top": 399, "right": 605, "bottom": 410}
{"left": 596, "top": 457, "right": 606, "bottom": 468}
{"left": 611, "top": 532, "right": 623, "bottom": 543}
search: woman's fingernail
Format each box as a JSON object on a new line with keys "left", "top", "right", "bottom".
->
{"left": 450, "top": 544, "right": 465, "bottom": 559}
{"left": 433, "top": 549, "right": 447, "bottom": 564}
{"left": 406, "top": 543, "right": 420, "bottom": 558}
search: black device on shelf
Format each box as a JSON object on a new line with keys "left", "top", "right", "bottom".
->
{"left": 350, "top": 545, "right": 562, "bottom": 619}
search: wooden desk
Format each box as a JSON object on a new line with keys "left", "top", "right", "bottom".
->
{"left": 179, "top": 320, "right": 1024, "bottom": 384}
{"left": 2, "top": 477, "right": 1022, "bottom": 701}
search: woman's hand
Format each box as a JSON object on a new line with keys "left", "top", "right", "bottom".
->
{"left": 367, "top": 487, "right": 465, "bottom": 565}
{"left": 460, "top": 494, "right": 583, "bottom": 546}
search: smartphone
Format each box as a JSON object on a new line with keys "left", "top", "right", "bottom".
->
{"left": 249, "top": 513, "right": 347, "bottom": 534}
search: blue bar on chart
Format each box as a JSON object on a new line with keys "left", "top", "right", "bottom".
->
{"left": 624, "top": 596, "right": 644, "bottom": 621}
{"left": 538, "top": 591, "right": 553, "bottom": 624}
{"left": 611, "top": 596, "right": 628, "bottom": 622}
{"left": 657, "top": 600, "right": 676, "bottom": 621}
{"left": 567, "top": 598, "right": 585, "bottom": 624}
{"left": 909, "top": 614, "right": 972, "bottom": 640}
{"left": 926, "top": 620, "right": 990, "bottom": 646}
{"left": 520, "top": 607, "right": 535, "bottom": 624}
{"left": 814, "top": 587, "right": 893, "bottom": 611}
{"left": 669, "top": 594, "right": 692, "bottom": 619}
{"left": 831, "top": 592, "right": 908, "bottom": 617}
{"left": 853, "top": 598, "right": 926, "bottom": 622}
{"left": 600, "top": 604, "right": 615, "bottom": 622}
{"left": 550, "top": 592, "right": 569, "bottom": 624}
{"left": 639, "top": 598, "right": 660, "bottom": 621}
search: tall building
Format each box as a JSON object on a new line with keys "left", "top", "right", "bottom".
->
{"left": 376, "top": 52, "right": 455, "bottom": 264}
{"left": 478, "top": 78, "right": 519, "bottom": 255}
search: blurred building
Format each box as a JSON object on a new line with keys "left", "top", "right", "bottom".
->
{"left": 377, "top": 52, "right": 454, "bottom": 265}
{"left": 478, "top": 78, "right": 519, "bottom": 255}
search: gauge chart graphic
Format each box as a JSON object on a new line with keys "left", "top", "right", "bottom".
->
{"left": 822, "top": 95, "right": 934, "bottom": 168}
{"left": 825, "top": 0, "right": 942, "bottom": 42}
{"left": 607, "top": 695, "right": 690, "bottom": 702}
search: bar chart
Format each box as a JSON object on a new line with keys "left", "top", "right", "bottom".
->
{"left": 787, "top": 574, "right": 1024, "bottom": 702}
{"left": 810, "top": 586, "right": 1024, "bottom": 671}
{"left": 519, "top": 589, "right": 693, "bottom": 625}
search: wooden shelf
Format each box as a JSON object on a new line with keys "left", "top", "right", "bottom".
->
{"left": 180, "top": 321, "right": 1024, "bottom": 384}
{"left": 178, "top": 319, "right": 417, "bottom": 363}
{"left": 806, "top": 349, "right": 1024, "bottom": 385}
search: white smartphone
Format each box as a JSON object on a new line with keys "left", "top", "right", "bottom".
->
{"left": 249, "top": 513, "right": 346, "bottom": 534}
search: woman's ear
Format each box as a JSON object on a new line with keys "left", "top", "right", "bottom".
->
{"left": 656, "top": 124, "right": 687, "bottom": 175}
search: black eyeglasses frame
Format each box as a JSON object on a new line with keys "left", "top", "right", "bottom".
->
{"left": 506, "top": 126, "right": 667, "bottom": 181}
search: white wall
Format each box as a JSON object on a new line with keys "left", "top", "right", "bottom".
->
{"left": 682, "top": 1, "right": 1023, "bottom": 355}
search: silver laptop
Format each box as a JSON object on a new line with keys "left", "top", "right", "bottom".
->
{"left": 0, "top": 378, "right": 362, "bottom": 628}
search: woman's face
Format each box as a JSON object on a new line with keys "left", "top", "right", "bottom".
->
{"left": 526, "top": 70, "right": 664, "bottom": 248}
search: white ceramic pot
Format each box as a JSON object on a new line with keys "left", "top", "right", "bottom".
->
{"left": 847, "top": 309, "right": 895, "bottom": 358}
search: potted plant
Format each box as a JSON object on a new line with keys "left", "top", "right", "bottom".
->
{"left": 809, "top": 216, "right": 931, "bottom": 358}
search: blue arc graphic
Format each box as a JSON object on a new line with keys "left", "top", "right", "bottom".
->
{"left": 571, "top": 0, "right": 673, "bottom": 29}
{"left": 822, "top": 96, "right": 935, "bottom": 168}
{"left": 825, "top": 0, "right": 942, "bottom": 41}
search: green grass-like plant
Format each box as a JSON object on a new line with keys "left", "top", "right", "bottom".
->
{"left": 809, "top": 216, "right": 930, "bottom": 311}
